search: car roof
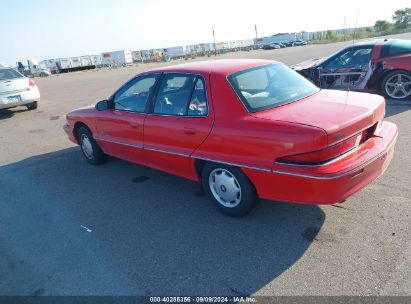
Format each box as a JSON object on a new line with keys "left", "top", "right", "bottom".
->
{"left": 350, "top": 38, "right": 405, "bottom": 48}
{"left": 334, "top": 39, "right": 408, "bottom": 53}
{"left": 347, "top": 40, "right": 377, "bottom": 48}
{"left": 146, "top": 59, "right": 277, "bottom": 76}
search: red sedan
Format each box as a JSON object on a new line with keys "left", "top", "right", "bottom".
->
{"left": 64, "top": 59, "right": 398, "bottom": 216}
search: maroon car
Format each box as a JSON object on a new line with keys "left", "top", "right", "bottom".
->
{"left": 293, "top": 39, "right": 411, "bottom": 100}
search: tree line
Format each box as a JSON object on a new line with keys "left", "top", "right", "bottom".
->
{"left": 310, "top": 7, "right": 410, "bottom": 44}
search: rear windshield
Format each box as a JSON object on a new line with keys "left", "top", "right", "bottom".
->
{"left": 0, "top": 68, "right": 23, "bottom": 81}
{"left": 227, "top": 64, "right": 319, "bottom": 112}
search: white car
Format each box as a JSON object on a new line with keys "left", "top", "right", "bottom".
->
{"left": 0, "top": 66, "right": 40, "bottom": 110}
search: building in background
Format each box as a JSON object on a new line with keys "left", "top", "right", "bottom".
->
{"left": 258, "top": 33, "right": 298, "bottom": 45}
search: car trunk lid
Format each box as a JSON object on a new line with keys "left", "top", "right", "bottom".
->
{"left": 0, "top": 78, "right": 30, "bottom": 96}
{"left": 252, "top": 89, "right": 385, "bottom": 146}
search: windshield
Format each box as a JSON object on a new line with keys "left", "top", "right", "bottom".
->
{"left": 0, "top": 68, "right": 24, "bottom": 81}
{"left": 228, "top": 64, "right": 319, "bottom": 112}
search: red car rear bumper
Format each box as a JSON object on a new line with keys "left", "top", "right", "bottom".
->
{"left": 244, "top": 121, "right": 398, "bottom": 205}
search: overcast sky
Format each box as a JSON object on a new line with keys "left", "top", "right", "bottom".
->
{"left": 0, "top": 0, "right": 409, "bottom": 65}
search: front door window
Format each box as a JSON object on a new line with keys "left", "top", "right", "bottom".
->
{"left": 325, "top": 47, "right": 372, "bottom": 69}
{"left": 319, "top": 47, "right": 373, "bottom": 89}
{"left": 114, "top": 75, "right": 159, "bottom": 112}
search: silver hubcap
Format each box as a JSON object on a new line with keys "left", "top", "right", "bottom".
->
{"left": 385, "top": 74, "right": 411, "bottom": 99}
{"left": 81, "top": 134, "right": 93, "bottom": 159}
{"left": 209, "top": 168, "right": 242, "bottom": 208}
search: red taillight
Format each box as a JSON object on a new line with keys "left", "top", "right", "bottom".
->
{"left": 29, "top": 79, "right": 36, "bottom": 88}
{"left": 277, "top": 132, "right": 366, "bottom": 165}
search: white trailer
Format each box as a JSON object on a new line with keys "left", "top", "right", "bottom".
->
{"left": 55, "top": 55, "right": 96, "bottom": 73}
{"left": 101, "top": 50, "right": 133, "bottom": 67}
{"left": 165, "top": 46, "right": 186, "bottom": 58}
{"left": 132, "top": 51, "right": 143, "bottom": 62}
{"left": 56, "top": 58, "right": 72, "bottom": 70}
{"left": 92, "top": 55, "right": 102, "bottom": 67}
{"left": 70, "top": 57, "right": 81, "bottom": 68}
{"left": 185, "top": 43, "right": 214, "bottom": 55}
{"left": 80, "top": 55, "right": 94, "bottom": 67}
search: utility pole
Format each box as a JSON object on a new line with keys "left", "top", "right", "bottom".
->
{"left": 353, "top": 10, "right": 359, "bottom": 43}
{"left": 344, "top": 16, "right": 346, "bottom": 41}
{"left": 212, "top": 26, "right": 216, "bottom": 56}
{"left": 255, "top": 24, "right": 258, "bottom": 48}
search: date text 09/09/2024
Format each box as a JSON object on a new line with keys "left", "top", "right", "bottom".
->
{"left": 149, "top": 296, "right": 256, "bottom": 303}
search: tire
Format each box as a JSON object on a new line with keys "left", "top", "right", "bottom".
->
{"left": 77, "top": 126, "right": 107, "bottom": 165}
{"left": 382, "top": 70, "right": 411, "bottom": 100}
{"left": 201, "top": 163, "right": 258, "bottom": 217}
{"left": 26, "top": 101, "right": 38, "bottom": 110}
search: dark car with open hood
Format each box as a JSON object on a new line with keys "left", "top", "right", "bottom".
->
{"left": 292, "top": 39, "right": 411, "bottom": 100}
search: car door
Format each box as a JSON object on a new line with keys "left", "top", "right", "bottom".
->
{"left": 143, "top": 73, "right": 214, "bottom": 180}
{"left": 317, "top": 46, "right": 373, "bottom": 90}
{"left": 94, "top": 73, "right": 160, "bottom": 164}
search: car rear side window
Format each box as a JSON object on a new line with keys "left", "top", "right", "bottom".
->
{"left": 0, "top": 68, "right": 23, "bottom": 81}
{"left": 188, "top": 77, "right": 208, "bottom": 116}
{"left": 228, "top": 64, "right": 319, "bottom": 112}
{"left": 114, "top": 74, "right": 159, "bottom": 112}
{"left": 154, "top": 73, "right": 197, "bottom": 116}
{"left": 380, "top": 40, "right": 411, "bottom": 57}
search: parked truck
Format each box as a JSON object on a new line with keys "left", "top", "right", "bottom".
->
{"left": 40, "top": 59, "right": 59, "bottom": 74}
{"left": 17, "top": 59, "right": 51, "bottom": 77}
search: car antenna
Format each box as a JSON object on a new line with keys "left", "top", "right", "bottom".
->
{"left": 347, "top": 9, "right": 360, "bottom": 101}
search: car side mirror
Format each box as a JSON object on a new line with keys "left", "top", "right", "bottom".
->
{"left": 96, "top": 99, "right": 108, "bottom": 111}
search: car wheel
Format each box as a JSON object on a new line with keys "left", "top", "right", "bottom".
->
{"left": 40, "top": 72, "right": 47, "bottom": 77}
{"left": 77, "top": 126, "right": 107, "bottom": 165}
{"left": 202, "top": 163, "right": 258, "bottom": 216}
{"left": 26, "top": 101, "right": 38, "bottom": 110}
{"left": 382, "top": 70, "right": 411, "bottom": 100}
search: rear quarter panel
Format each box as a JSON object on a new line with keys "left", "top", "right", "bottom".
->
{"left": 372, "top": 43, "right": 411, "bottom": 72}
{"left": 378, "top": 54, "right": 411, "bottom": 72}
{"left": 369, "top": 53, "right": 411, "bottom": 90}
